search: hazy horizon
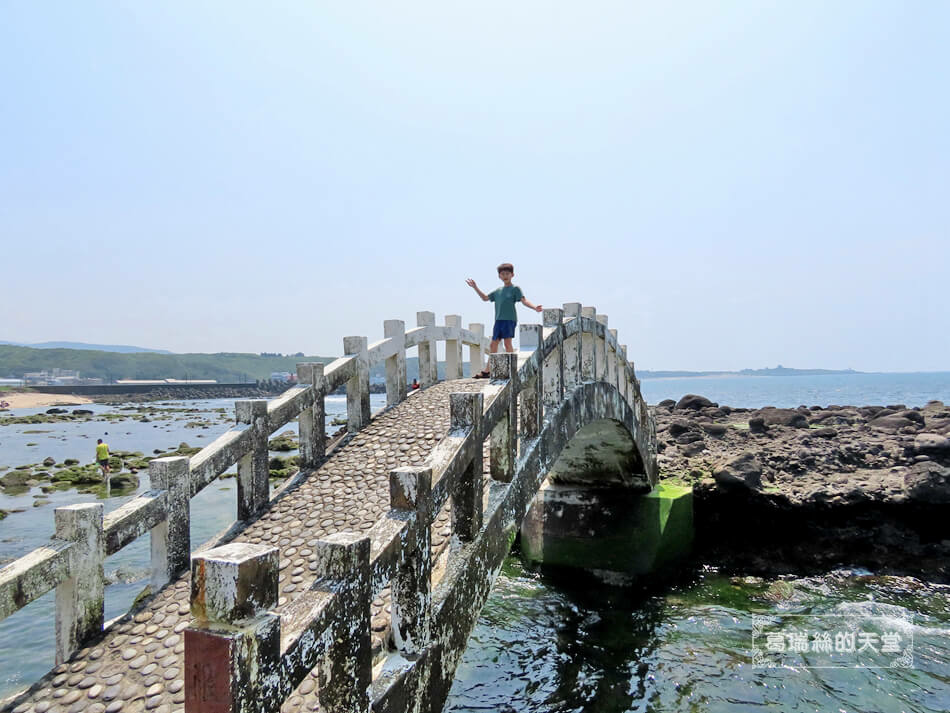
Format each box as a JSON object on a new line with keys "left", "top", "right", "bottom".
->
{"left": 2, "top": 2, "right": 947, "bottom": 372}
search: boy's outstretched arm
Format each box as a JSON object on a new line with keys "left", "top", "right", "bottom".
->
{"left": 521, "top": 297, "right": 543, "bottom": 313}
{"left": 466, "top": 278, "right": 490, "bottom": 301}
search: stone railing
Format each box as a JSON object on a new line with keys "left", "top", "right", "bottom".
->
{"left": 182, "top": 303, "right": 655, "bottom": 713}
{"left": 0, "top": 312, "right": 490, "bottom": 667}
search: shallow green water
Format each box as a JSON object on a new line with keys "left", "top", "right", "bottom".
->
{"left": 445, "top": 558, "right": 950, "bottom": 713}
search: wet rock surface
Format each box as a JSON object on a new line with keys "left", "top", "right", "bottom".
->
{"left": 655, "top": 398, "right": 950, "bottom": 582}
{"left": 1, "top": 380, "right": 489, "bottom": 713}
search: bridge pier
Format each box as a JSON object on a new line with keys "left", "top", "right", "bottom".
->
{"left": 520, "top": 481, "right": 693, "bottom": 583}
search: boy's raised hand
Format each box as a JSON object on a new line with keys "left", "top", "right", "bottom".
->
{"left": 465, "top": 278, "right": 477, "bottom": 288}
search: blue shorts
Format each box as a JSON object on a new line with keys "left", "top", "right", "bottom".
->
{"left": 492, "top": 320, "right": 516, "bottom": 340}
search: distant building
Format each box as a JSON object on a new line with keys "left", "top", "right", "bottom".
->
{"left": 0, "top": 377, "right": 25, "bottom": 387}
{"left": 270, "top": 372, "right": 294, "bottom": 382}
{"left": 23, "top": 369, "right": 81, "bottom": 386}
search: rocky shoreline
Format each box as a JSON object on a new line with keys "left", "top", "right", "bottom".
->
{"left": 655, "top": 396, "right": 950, "bottom": 583}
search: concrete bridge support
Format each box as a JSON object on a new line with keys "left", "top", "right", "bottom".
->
{"left": 520, "top": 482, "right": 693, "bottom": 583}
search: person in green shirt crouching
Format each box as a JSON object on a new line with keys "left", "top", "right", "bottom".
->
{"left": 466, "top": 262, "right": 543, "bottom": 378}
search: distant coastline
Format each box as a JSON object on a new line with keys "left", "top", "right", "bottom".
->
{"left": 640, "top": 367, "right": 863, "bottom": 380}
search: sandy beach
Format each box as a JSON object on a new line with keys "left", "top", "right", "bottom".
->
{"left": 0, "top": 392, "right": 93, "bottom": 410}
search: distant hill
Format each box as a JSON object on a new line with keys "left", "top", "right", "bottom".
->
{"left": 0, "top": 344, "right": 473, "bottom": 383}
{"left": 0, "top": 340, "right": 172, "bottom": 354}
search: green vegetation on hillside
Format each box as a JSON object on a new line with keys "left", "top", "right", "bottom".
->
{"left": 0, "top": 345, "right": 336, "bottom": 382}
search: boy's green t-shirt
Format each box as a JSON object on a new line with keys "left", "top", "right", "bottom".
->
{"left": 96, "top": 443, "right": 109, "bottom": 461}
{"left": 488, "top": 285, "right": 523, "bottom": 322}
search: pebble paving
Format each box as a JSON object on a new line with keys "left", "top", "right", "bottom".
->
{"left": 2, "top": 379, "right": 489, "bottom": 713}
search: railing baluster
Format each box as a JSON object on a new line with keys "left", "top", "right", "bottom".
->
{"left": 518, "top": 324, "right": 544, "bottom": 439}
{"left": 344, "top": 335, "right": 371, "bottom": 431}
{"left": 542, "top": 308, "right": 564, "bottom": 407}
{"left": 390, "top": 465, "right": 432, "bottom": 656}
{"left": 235, "top": 399, "right": 269, "bottom": 520}
{"left": 469, "top": 322, "right": 485, "bottom": 377}
{"left": 450, "top": 391, "right": 484, "bottom": 540}
{"left": 581, "top": 306, "right": 597, "bottom": 381}
{"left": 185, "top": 543, "right": 281, "bottom": 713}
{"left": 562, "top": 302, "right": 582, "bottom": 391}
{"left": 489, "top": 353, "right": 518, "bottom": 482}
{"left": 314, "top": 533, "right": 372, "bottom": 713}
{"left": 596, "top": 314, "right": 609, "bottom": 380}
{"left": 608, "top": 328, "right": 619, "bottom": 389}
{"left": 416, "top": 311, "right": 438, "bottom": 387}
{"left": 297, "top": 362, "right": 326, "bottom": 466}
{"left": 149, "top": 456, "right": 191, "bottom": 589}
{"left": 384, "top": 319, "right": 407, "bottom": 407}
{"left": 445, "top": 315, "right": 463, "bottom": 379}
{"left": 54, "top": 503, "right": 104, "bottom": 664}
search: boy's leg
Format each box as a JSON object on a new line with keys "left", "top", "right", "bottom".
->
{"left": 503, "top": 338, "right": 514, "bottom": 353}
{"left": 489, "top": 340, "right": 500, "bottom": 353}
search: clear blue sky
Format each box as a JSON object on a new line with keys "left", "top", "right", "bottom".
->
{"left": 2, "top": 2, "right": 947, "bottom": 371}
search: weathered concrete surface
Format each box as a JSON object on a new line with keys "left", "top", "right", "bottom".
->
{"left": 546, "top": 418, "right": 648, "bottom": 488}
{"left": 0, "top": 379, "right": 485, "bottom": 713}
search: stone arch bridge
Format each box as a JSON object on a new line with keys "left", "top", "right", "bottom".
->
{"left": 0, "top": 303, "right": 687, "bottom": 713}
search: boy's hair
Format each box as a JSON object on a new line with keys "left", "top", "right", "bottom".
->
{"left": 497, "top": 262, "right": 514, "bottom": 274}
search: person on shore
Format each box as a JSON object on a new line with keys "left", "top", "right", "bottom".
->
{"left": 466, "top": 262, "right": 542, "bottom": 378}
{"left": 96, "top": 438, "right": 111, "bottom": 478}
{"left": 411, "top": 378, "right": 420, "bottom": 390}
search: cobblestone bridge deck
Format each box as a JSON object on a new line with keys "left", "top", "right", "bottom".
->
{"left": 3, "top": 379, "right": 488, "bottom": 713}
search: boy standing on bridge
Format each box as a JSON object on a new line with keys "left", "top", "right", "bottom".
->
{"left": 466, "top": 262, "right": 542, "bottom": 378}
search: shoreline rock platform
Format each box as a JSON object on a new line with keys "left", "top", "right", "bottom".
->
{"left": 655, "top": 395, "right": 950, "bottom": 583}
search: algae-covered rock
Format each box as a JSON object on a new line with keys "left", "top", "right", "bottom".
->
{"left": 268, "top": 431, "right": 298, "bottom": 452}
{"left": 64, "top": 458, "right": 79, "bottom": 466}
{"left": 42, "top": 457, "right": 56, "bottom": 467}
{"left": 51, "top": 465, "right": 104, "bottom": 485}
{"left": 0, "top": 470, "right": 33, "bottom": 488}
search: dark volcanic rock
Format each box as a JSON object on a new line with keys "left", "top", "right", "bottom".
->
{"left": 46, "top": 408, "right": 68, "bottom": 415}
{"left": 903, "top": 462, "right": 950, "bottom": 503}
{"left": 757, "top": 408, "right": 809, "bottom": 428}
{"left": 913, "top": 433, "right": 950, "bottom": 458}
{"left": 713, "top": 452, "right": 762, "bottom": 489}
{"left": 812, "top": 427, "right": 838, "bottom": 439}
{"left": 657, "top": 399, "right": 676, "bottom": 409}
{"left": 749, "top": 417, "right": 768, "bottom": 434}
{"left": 869, "top": 414, "right": 923, "bottom": 431}
{"left": 668, "top": 419, "right": 693, "bottom": 437}
{"left": 675, "top": 394, "right": 717, "bottom": 411}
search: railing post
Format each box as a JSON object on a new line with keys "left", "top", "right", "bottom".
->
{"left": 489, "top": 353, "right": 518, "bottom": 483}
{"left": 608, "top": 328, "right": 619, "bottom": 390}
{"left": 416, "top": 311, "right": 438, "bottom": 387}
{"left": 469, "top": 322, "right": 485, "bottom": 377}
{"left": 542, "top": 308, "right": 564, "bottom": 407}
{"left": 297, "top": 362, "right": 326, "bottom": 466}
{"left": 580, "top": 306, "right": 597, "bottom": 381}
{"left": 619, "top": 345, "right": 629, "bottom": 403}
{"left": 236, "top": 399, "right": 269, "bottom": 520}
{"left": 54, "top": 503, "right": 104, "bottom": 664}
{"left": 390, "top": 466, "right": 432, "bottom": 656}
{"left": 314, "top": 533, "right": 372, "bottom": 713}
{"left": 149, "top": 456, "right": 191, "bottom": 589}
{"left": 450, "top": 391, "right": 484, "bottom": 540}
{"left": 344, "top": 335, "right": 371, "bottom": 431}
{"left": 518, "top": 324, "right": 544, "bottom": 439}
{"left": 562, "top": 302, "right": 582, "bottom": 392}
{"left": 595, "top": 314, "right": 609, "bottom": 381}
{"left": 445, "top": 315, "right": 463, "bottom": 379}
{"left": 384, "top": 319, "right": 408, "bottom": 407}
{"left": 185, "top": 543, "right": 281, "bottom": 713}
